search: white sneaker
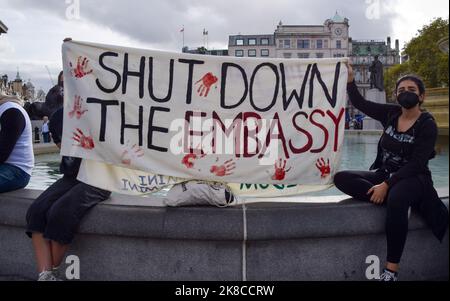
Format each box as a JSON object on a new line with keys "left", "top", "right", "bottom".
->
{"left": 52, "top": 266, "right": 65, "bottom": 281}
{"left": 37, "top": 270, "right": 63, "bottom": 281}
{"left": 379, "top": 269, "right": 398, "bottom": 281}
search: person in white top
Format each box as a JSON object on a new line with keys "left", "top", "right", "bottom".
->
{"left": 0, "top": 93, "right": 34, "bottom": 193}
{"left": 42, "top": 116, "right": 51, "bottom": 143}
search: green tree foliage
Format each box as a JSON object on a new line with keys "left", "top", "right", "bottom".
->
{"left": 384, "top": 18, "right": 448, "bottom": 98}
{"left": 384, "top": 62, "right": 411, "bottom": 102}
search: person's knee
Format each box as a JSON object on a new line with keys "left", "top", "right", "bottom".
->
{"left": 26, "top": 201, "right": 48, "bottom": 225}
{"left": 333, "top": 171, "right": 351, "bottom": 188}
{"left": 386, "top": 192, "right": 409, "bottom": 213}
{"left": 46, "top": 203, "right": 75, "bottom": 230}
{"left": 386, "top": 180, "right": 418, "bottom": 213}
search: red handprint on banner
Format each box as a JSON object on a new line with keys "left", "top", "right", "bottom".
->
{"left": 121, "top": 143, "right": 144, "bottom": 165}
{"left": 68, "top": 95, "right": 88, "bottom": 119}
{"left": 181, "top": 144, "right": 206, "bottom": 168}
{"left": 182, "top": 153, "right": 206, "bottom": 168}
{"left": 70, "top": 56, "right": 93, "bottom": 79}
{"left": 271, "top": 158, "right": 292, "bottom": 181}
{"left": 72, "top": 128, "right": 95, "bottom": 149}
{"left": 195, "top": 72, "right": 218, "bottom": 97}
{"left": 210, "top": 159, "right": 236, "bottom": 177}
{"left": 316, "top": 158, "right": 331, "bottom": 178}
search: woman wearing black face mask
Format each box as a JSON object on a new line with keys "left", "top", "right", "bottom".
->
{"left": 334, "top": 63, "right": 448, "bottom": 281}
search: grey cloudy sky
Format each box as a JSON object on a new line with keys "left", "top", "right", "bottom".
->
{"left": 0, "top": 0, "right": 448, "bottom": 93}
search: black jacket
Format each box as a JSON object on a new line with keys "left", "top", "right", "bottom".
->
{"left": 347, "top": 81, "right": 448, "bottom": 242}
{"left": 49, "top": 107, "right": 81, "bottom": 178}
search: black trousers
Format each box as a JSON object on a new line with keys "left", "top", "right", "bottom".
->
{"left": 334, "top": 170, "right": 423, "bottom": 264}
{"left": 26, "top": 176, "right": 111, "bottom": 244}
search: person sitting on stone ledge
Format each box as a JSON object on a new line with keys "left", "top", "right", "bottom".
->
{"left": 25, "top": 101, "right": 111, "bottom": 281}
{"left": 334, "top": 64, "right": 449, "bottom": 281}
{"left": 0, "top": 93, "right": 34, "bottom": 193}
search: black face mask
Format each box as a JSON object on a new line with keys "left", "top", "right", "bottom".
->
{"left": 397, "top": 91, "right": 420, "bottom": 109}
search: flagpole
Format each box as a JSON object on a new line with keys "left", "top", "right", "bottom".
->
{"left": 182, "top": 25, "right": 185, "bottom": 49}
{"left": 203, "top": 28, "right": 208, "bottom": 50}
{"left": 203, "top": 28, "right": 205, "bottom": 48}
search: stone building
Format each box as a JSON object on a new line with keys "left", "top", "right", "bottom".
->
{"left": 274, "top": 12, "right": 350, "bottom": 59}
{"left": 228, "top": 12, "right": 349, "bottom": 59}
{"left": 23, "top": 79, "right": 35, "bottom": 101}
{"left": 227, "top": 13, "right": 401, "bottom": 129}
{"left": 347, "top": 37, "right": 400, "bottom": 120}
{"left": 12, "top": 70, "right": 23, "bottom": 96}
{"left": 228, "top": 34, "right": 276, "bottom": 58}
{"left": 349, "top": 37, "right": 400, "bottom": 96}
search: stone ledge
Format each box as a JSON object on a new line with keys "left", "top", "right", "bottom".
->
{"left": 1, "top": 189, "right": 446, "bottom": 241}
{"left": 32, "top": 143, "right": 59, "bottom": 155}
{"left": 0, "top": 189, "right": 448, "bottom": 281}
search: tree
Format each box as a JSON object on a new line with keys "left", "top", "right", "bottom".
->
{"left": 384, "top": 62, "right": 411, "bottom": 102}
{"left": 403, "top": 17, "right": 449, "bottom": 88}
{"left": 384, "top": 18, "right": 448, "bottom": 95}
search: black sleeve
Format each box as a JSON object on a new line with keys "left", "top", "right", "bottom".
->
{"left": 385, "top": 118, "right": 438, "bottom": 187}
{"left": 347, "top": 81, "right": 398, "bottom": 126}
{"left": 49, "top": 108, "right": 63, "bottom": 145}
{"left": 0, "top": 108, "right": 26, "bottom": 163}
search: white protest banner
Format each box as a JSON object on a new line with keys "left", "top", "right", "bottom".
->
{"left": 62, "top": 40, "right": 348, "bottom": 193}
{"left": 77, "top": 159, "right": 334, "bottom": 198}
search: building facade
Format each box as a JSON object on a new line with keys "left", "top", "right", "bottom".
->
{"left": 228, "top": 13, "right": 349, "bottom": 59}
{"left": 274, "top": 13, "right": 350, "bottom": 59}
{"left": 347, "top": 37, "right": 400, "bottom": 119}
{"left": 12, "top": 70, "right": 23, "bottom": 96}
{"left": 349, "top": 37, "right": 400, "bottom": 95}
{"left": 226, "top": 13, "right": 401, "bottom": 129}
{"left": 23, "top": 79, "right": 35, "bottom": 101}
{"left": 228, "top": 34, "right": 276, "bottom": 58}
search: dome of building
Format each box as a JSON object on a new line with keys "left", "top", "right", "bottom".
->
{"left": 331, "top": 11, "right": 345, "bottom": 23}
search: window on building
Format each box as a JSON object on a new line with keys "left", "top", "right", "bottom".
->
{"left": 261, "top": 49, "right": 270, "bottom": 57}
{"left": 236, "top": 39, "right": 244, "bottom": 46}
{"left": 316, "top": 53, "right": 324, "bottom": 58}
{"left": 284, "top": 39, "right": 291, "bottom": 49}
{"left": 283, "top": 53, "right": 292, "bottom": 59}
{"left": 336, "top": 40, "right": 342, "bottom": 49}
{"left": 248, "top": 38, "right": 257, "bottom": 46}
{"left": 316, "top": 40, "right": 323, "bottom": 49}
{"left": 261, "top": 38, "right": 269, "bottom": 45}
{"left": 248, "top": 49, "right": 257, "bottom": 57}
{"left": 235, "top": 49, "right": 244, "bottom": 57}
{"left": 297, "top": 53, "right": 310, "bottom": 58}
{"left": 333, "top": 53, "right": 345, "bottom": 58}
{"left": 324, "top": 40, "right": 329, "bottom": 48}
{"left": 297, "top": 39, "right": 310, "bottom": 49}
